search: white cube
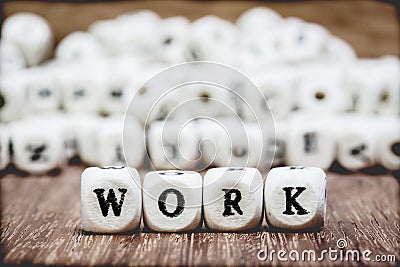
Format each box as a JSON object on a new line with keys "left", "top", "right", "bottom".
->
{"left": 81, "top": 166, "right": 142, "bottom": 233}
{"left": 0, "top": 126, "right": 10, "bottom": 170}
{"left": 60, "top": 63, "right": 103, "bottom": 114}
{"left": 279, "top": 19, "right": 329, "bottom": 62}
{"left": 285, "top": 114, "right": 336, "bottom": 170}
{"left": 143, "top": 170, "right": 202, "bottom": 232}
{"left": 97, "top": 115, "right": 144, "bottom": 168}
{"left": 197, "top": 118, "right": 265, "bottom": 169}
{"left": 9, "top": 118, "right": 66, "bottom": 174}
{"left": 265, "top": 166, "right": 327, "bottom": 231}
{"left": 24, "top": 67, "right": 62, "bottom": 114}
{"left": 336, "top": 115, "right": 376, "bottom": 171}
{"left": 203, "top": 167, "right": 263, "bottom": 231}
{"left": 74, "top": 115, "right": 103, "bottom": 165}
{"left": 157, "top": 16, "right": 190, "bottom": 64}
{"left": 0, "top": 40, "right": 27, "bottom": 73}
{"left": 0, "top": 73, "right": 27, "bottom": 122}
{"left": 250, "top": 70, "right": 294, "bottom": 119}
{"left": 375, "top": 117, "right": 400, "bottom": 170}
{"left": 55, "top": 31, "right": 105, "bottom": 62}
{"left": 147, "top": 120, "right": 200, "bottom": 170}
{"left": 2, "top": 12, "right": 53, "bottom": 66}
{"left": 295, "top": 65, "right": 349, "bottom": 113}
{"left": 184, "top": 16, "right": 238, "bottom": 65}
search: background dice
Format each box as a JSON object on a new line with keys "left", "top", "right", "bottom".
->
{"left": 265, "top": 166, "right": 327, "bottom": 231}
{"left": 1, "top": 12, "right": 53, "bottom": 66}
{"left": 97, "top": 115, "right": 144, "bottom": 167}
{"left": 0, "top": 126, "right": 10, "bottom": 170}
{"left": 147, "top": 120, "right": 200, "bottom": 170}
{"left": 81, "top": 166, "right": 141, "bottom": 233}
{"left": 203, "top": 167, "right": 263, "bottom": 231}
{"left": 143, "top": 170, "right": 202, "bottom": 232}
{"left": 285, "top": 113, "right": 336, "bottom": 170}
{"left": 9, "top": 118, "right": 66, "bottom": 174}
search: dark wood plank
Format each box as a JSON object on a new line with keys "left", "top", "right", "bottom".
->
{"left": 3, "top": 0, "right": 399, "bottom": 58}
{"left": 1, "top": 167, "right": 399, "bottom": 266}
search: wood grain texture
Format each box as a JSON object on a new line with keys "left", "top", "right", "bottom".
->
{"left": 2, "top": 0, "right": 399, "bottom": 58}
{"left": 1, "top": 166, "right": 399, "bottom": 266}
{"left": 1, "top": 1, "right": 399, "bottom": 266}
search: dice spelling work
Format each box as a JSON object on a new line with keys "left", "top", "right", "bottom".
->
{"left": 81, "top": 166, "right": 327, "bottom": 233}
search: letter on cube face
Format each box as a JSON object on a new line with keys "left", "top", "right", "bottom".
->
{"left": 286, "top": 118, "right": 335, "bottom": 170}
{"left": 203, "top": 167, "right": 263, "bottom": 231}
{"left": 265, "top": 166, "right": 327, "bottom": 231}
{"left": 10, "top": 120, "right": 65, "bottom": 174}
{"left": 81, "top": 166, "right": 141, "bottom": 233}
{"left": 143, "top": 170, "right": 202, "bottom": 232}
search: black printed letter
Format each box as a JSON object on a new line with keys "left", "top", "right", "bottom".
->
{"left": 282, "top": 187, "right": 309, "bottom": 215}
{"left": 93, "top": 188, "right": 127, "bottom": 217}
{"left": 158, "top": 188, "right": 185, "bottom": 218}
{"left": 222, "top": 189, "right": 243, "bottom": 216}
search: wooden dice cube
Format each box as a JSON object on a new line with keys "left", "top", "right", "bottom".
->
{"left": 10, "top": 118, "right": 65, "bottom": 174}
{"left": 286, "top": 114, "right": 335, "bottom": 170}
{"left": 203, "top": 167, "right": 263, "bottom": 231}
{"left": 81, "top": 166, "right": 141, "bottom": 233}
{"left": 96, "top": 115, "right": 144, "bottom": 168}
{"left": 2, "top": 12, "right": 53, "bottom": 66}
{"left": 265, "top": 166, "right": 327, "bottom": 231}
{"left": 147, "top": 120, "right": 200, "bottom": 170}
{"left": 143, "top": 170, "right": 202, "bottom": 232}
{"left": 0, "top": 126, "right": 10, "bottom": 170}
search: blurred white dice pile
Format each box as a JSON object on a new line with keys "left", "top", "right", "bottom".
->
{"left": 0, "top": 7, "right": 399, "bottom": 175}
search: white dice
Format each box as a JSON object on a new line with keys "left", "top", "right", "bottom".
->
{"left": 265, "top": 166, "right": 327, "bottom": 231}
{"left": 203, "top": 167, "right": 263, "bottom": 231}
{"left": 81, "top": 166, "right": 142, "bottom": 233}
{"left": 55, "top": 31, "right": 105, "bottom": 62}
{"left": 295, "top": 66, "right": 349, "bottom": 113}
{"left": 184, "top": 16, "right": 238, "bottom": 65}
{"left": 143, "top": 170, "right": 202, "bottom": 232}
{"left": 9, "top": 118, "right": 66, "bottom": 174}
{"left": 336, "top": 116, "right": 376, "bottom": 171}
{"left": 197, "top": 118, "right": 264, "bottom": 169}
{"left": 375, "top": 117, "right": 400, "bottom": 170}
{"left": 0, "top": 40, "right": 27, "bottom": 73}
{"left": 0, "top": 73, "right": 25, "bottom": 122}
{"left": 285, "top": 114, "right": 336, "bottom": 170}
{"left": 2, "top": 12, "right": 53, "bottom": 66}
{"left": 147, "top": 120, "right": 200, "bottom": 170}
{"left": 60, "top": 63, "right": 102, "bottom": 114}
{"left": 0, "top": 126, "right": 10, "bottom": 170}
{"left": 24, "top": 67, "right": 62, "bottom": 114}
{"left": 97, "top": 115, "right": 144, "bottom": 168}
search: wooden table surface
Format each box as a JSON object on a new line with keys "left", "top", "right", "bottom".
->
{"left": 1, "top": 166, "right": 399, "bottom": 266}
{"left": 1, "top": 0, "right": 399, "bottom": 266}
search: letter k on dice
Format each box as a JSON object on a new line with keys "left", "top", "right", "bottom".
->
{"left": 265, "top": 166, "right": 327, "bottom": 231}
